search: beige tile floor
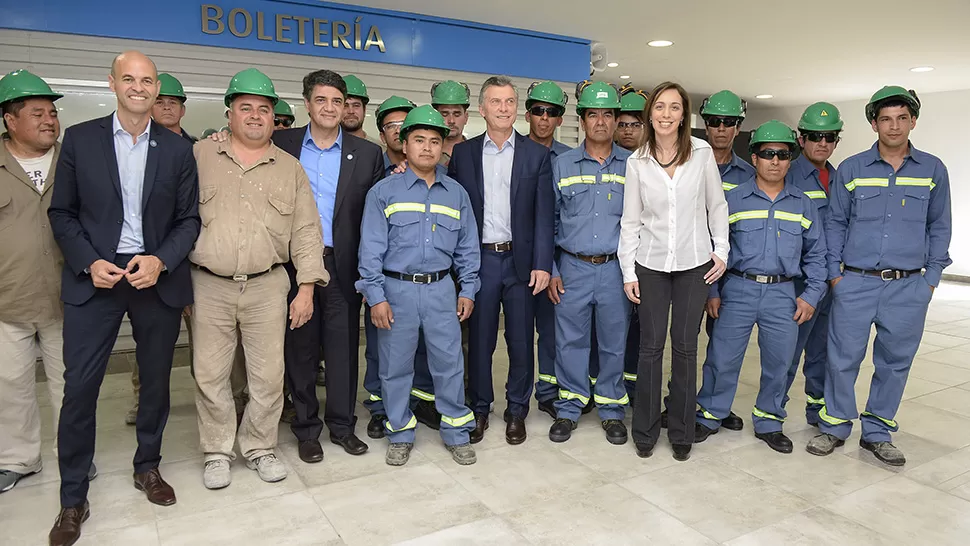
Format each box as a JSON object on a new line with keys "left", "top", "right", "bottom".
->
{"left": 7, "top": 282, "right": 970, "bottom": 545}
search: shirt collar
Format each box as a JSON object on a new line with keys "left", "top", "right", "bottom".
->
{"left": 484, "top": 130, "right": 516, "bottom": 152}
{"left": 216, "top": 138, "right": 278, "bottom": 166}
{"left": 112, "top": 111, "right": 151, "bottom": 140}
{"left": 303, "top": 125, "right": 342, "bottom": 152}
{"left": 404, "top": 166, "right": 448, "bottom": 190}
{"left": 576, "top": 140, "right": 620, "bottom": 165}
{"left": 739, "top": 177, "right": 794, "bottom": 201}
{"left": 864, "top": 140, "right": 923, "bottom": 166}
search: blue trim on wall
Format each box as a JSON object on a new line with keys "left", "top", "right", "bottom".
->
{"left": 2, "top": 0, "right": 590, "bottom": 82}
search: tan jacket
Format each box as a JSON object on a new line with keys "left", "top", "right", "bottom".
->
{"left": 190, "top": 139, "right": 329, "bottom": 286}
{"left": 0, "top": 136, "right": 63, "bottom": 323}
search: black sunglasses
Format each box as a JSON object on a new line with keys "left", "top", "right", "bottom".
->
{"left": 755, "top": 149, "right": 794, "bottom": 161}
{"left": 274, "top": 117, "right": 294, "bottom": 128}
{"left": 617, "top": 121, "right": 643, "bottom": 129}
{"left": 803, "top": 131, "right": 839, "bottom": 143}
{"left": 529, "top": 105, "right": 564, "bottom": 117}
{"left": 705, "top": 116, "right": 740, "bottom": 128}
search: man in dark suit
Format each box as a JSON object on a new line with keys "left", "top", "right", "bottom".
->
{"left": 272, "top": 69, "right": 383, "bottom": 461}
{"left": 448, "top": 76, "right": 554, "bottom": 445}
{"left": 47, "top": 51, "right": 199, "bottom": 546}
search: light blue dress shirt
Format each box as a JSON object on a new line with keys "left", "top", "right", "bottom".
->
{"left": 481, "top": 131, "right": 515, "bottom": 243}
{"left": 112, "top": 112, "right": 149, "bottom": 254}
{"left": 300, "top": 126, "right": 342, "bottom": 247}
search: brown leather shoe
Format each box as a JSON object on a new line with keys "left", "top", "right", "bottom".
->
{"left": 49, "top": 501, "right": 89, "bottom": 546}
{"left": 133, "top": 468, "right": 176, "bottom": 506}
{"left": 505, "top": 415, "right": 527, "bottom": 445}
{"left": 469, "top": 413, "right": 489, "bottom": 444}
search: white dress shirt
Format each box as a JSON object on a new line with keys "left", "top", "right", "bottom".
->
{"left": 112, "top": 112, "right": 150, "bottom": 254}
{"left": 618, "top": 137, "right": 729, "bottom": 282}
{"left": 481, "top": 131, "right": 515, "bottom": 243}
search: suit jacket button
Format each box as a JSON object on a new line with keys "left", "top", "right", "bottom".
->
{"left": 110, "top": 247, "right": 116, "bottom": 252}
{"left": 118, "top": 219, "right": 123, "bottom": 224}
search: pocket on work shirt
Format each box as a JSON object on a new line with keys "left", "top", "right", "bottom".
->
{"left": 606, "top": 181, "right": 625, "bottom": 216}
{"left": 901, "top": 186, "right": 930, "bottom": 223}
{"left": 776, "top": 221, "right": 802, "bottom": 258}
{"left": 388, "top": 212, "right": 421, "bottom": 247}
{"left": 266, "top": 194, "right": 295, "bottom": 237}
{"left": 851, "top": 188, "right": 884, "bottom": 221}
{"left": 432, "top": 212, "right": 461, "bottom": 253}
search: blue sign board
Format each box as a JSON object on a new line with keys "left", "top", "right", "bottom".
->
{"left": 2, "top": 0, "right": 590, "bottom": 82}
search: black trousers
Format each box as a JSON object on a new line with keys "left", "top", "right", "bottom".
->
{"left": 631, "top": 262, "right": 710, "bottom": 447}
{"left": 283, "top": 255, "right": 360, "bottom": 441}
{"left": 58, "top": 254, "right": 182, "bottom": 507}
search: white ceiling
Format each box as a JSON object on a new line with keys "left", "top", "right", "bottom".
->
{"left": 333, "top": 0, "right": 970, "bottom": 107}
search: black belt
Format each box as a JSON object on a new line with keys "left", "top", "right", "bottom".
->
{"left": 843, "top": 265, "right": 922, "bottom": 281}
{"left": 383, "top": 269, "right": 451, "bottom": 284}
{"left": 729, "top": 269, "right": 792, "bottom": 284}
{"left": 323, "top": 246, "right": 334, "bottom": 257}
{"left": 561, "top": 248, "right": 617, "bottom": 265}
{"left": 482, "top": 242, "right": 512, "bottom": 253}
{"left": 197, "top": 264, "right": 277, "bottom": 282}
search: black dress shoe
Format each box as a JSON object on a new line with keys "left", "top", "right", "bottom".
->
{"left": 469, "top": 413, "right": 489, "bottom": 444}
{"left": 755, "top": 431, "right": 794, "bottom": 454}
{"left": 602, "top": 419, "right": 628, "bottom": 445}
{"left": 548, "top": 418, "right": 576, "bottom": 443}
{"left": 330, "top": 433, "right": 368, "bottom": 455}
{"left": 298, "top": 439, "right": 324, "bottom": 463}
{"left": 694, "top": 423, "right": 719, "bottom": 443}
{"left": 412, "top": 400, "right": 441, "bottom": 430}
{"left": 505, "top": 415, "right": 527, "bottom": 445}
{"left": 537, "top": 399, "right": 557, "bottom": 420}
{"left": 722, "top": 412, "right": 744, "bottom": 431}
{"left": 661, "top": 409, "right": 668, "bottom": 429}
{"left": 671, "top": 443, "right": 692, "bottom": 461}
{"left": 367, "top": 414, "right": 387, "bottom": 439}
{"left": 635, "top": 442, "right": 654, "bottom": 458}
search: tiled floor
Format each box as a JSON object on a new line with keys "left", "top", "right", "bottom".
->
{"left": 7, "top": 282, "right": 970, "bottom": 545}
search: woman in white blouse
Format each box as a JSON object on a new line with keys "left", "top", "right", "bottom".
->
{"left": 617, "top": 81, "right": 729, "bottom": 461}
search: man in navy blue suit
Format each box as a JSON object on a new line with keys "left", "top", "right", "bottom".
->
{"left": 47, "top": 51, "right": 200, "bottom": 546}
{"left": 448, "top": 76, "right": 554, "bottom": 445}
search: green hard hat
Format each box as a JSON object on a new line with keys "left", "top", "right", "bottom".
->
{"left": 157, "top": 73, "right": 186, "bottom": 101}
{"left": 430, "top": 80, "right": 470, "bottom": 107}
{"left": 575, "top": 81, "right": 621, "bottom": 115}
{"left": 748, "top": 120, "right": 799, "bottom": 156}
{"left": 342, "top": 75, "right": 369, "bottom": 103}
{"left": 865, "top": 85, "right": 920, "bottom": 122}
{"left": 399, "top": 104, "right": 450, "bottom": 142}
{"left": 376, "top": 95, "right": 417, "bottom": 128}
{"left": 620, "top": 90, "right": 648, "bottom": 114}
{"left": 526, "top": 81, "right": 567, "bottom": 110}
{"left": 798, "top": 102, "right": 842, "bottom": 132}
{"left": 274, "top": 100, "right": 294, "bottom": 117}
{"left": 224, "top": 68, "right": 278, "bottom": 107}
{"left": 201, "top": 128, "right": 217, "bottom": 138}
{"left": 700, "top": 90, "right": 746, "bottom": 119}
{"left": 0, "top": 69, "right": 63, "bottom": 106}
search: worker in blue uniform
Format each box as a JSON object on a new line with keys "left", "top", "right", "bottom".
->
{"left": 546, "top": 81, "right": 632, "bottom": 445}
{"left": 783, "top": 102, "right": 842, "bottom": 426}
{"left": 356, "top": 105, "right": 481, "bottom": 466}
{"left": 695, "top": 120, "right": 827, "bottom": 454}
{"left": 807, "top": 86, "right": 951, "bottom": 467}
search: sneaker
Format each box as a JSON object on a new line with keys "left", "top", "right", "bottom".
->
{"left": 246, "top": 454, "right": 287, "bottom": 483}
{"left": 385, "top": 443, "right": 414, "bottom": 466}
{"left": 806, "top": 433, "right": 845, "bottom": 457}
{"left": 860, "top": 439, "right": 906, "bottom": 466}
{"left": 0, "top": 469, "right": 32, "bottom": 493}
{"left": 446, "top": 443, "right": 477, "bottom": 465}
{"left": 125, "top": 404, "right": 138, "bottom": 426}
{"left": 203, "top": 459, "right": 232, "bottom": 490}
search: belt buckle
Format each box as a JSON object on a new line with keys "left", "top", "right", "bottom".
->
{"left": 412, "top": 273, "right": 431, "bottom": 284}
{"left": 232, "top": 273, "right": 248, "bottom": 282}
{"left": 756, "top": 274, "right": 769, "bottom": 284}
{"left": 590, "top": 255, "right": 607, "bottom": 265}
{"left": 879, "top": 269, "right": 896, "bottom": 281}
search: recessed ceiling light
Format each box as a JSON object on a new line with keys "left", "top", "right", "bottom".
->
{"left": 910, "top": 66, "right": 934, "bottom": 73}
{"left": 755, "top": 94, "right": 773, "bottom": 99}
{"left": 647, "top": 40, "right": 674, "bottom": 48}
{"left": 97, "top": 103, "right": 106, "bottom": 107}
{"left": 607, "top": 62, "right": 619, "bottom": 68}
{"left": 619, "top": 75, "right": 631, "bottom": 80}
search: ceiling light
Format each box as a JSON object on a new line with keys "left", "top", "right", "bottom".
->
{"left": 97, "top": 103, "right": 106, "bottom": 107}
{"left": 910, "top": 66, "right": 934, "bottom": 73}
{"left": 57, "top": 107, "right": 64, "bottom": 111}
{"left": 755, "top": 94, "right": 773, "bottom": 99}
{"left": 619, "top": 75, "right": 630, "bottom": 80}
{"left": 647, "top": 40, "right": 673, "bottom": 48}
{"left": 607, "top": 62, "right": 619, "bottom": 68}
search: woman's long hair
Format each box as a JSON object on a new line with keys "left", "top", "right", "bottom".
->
{"left": 639, "top": 81, "right": 693, "bottom": 167}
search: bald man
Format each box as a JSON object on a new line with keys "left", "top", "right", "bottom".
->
{"left": 47, "top": 51, "right": 200, "bottom": 545}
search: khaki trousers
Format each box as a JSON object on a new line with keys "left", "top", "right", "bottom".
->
{"left": 191, "top": 267, "right": 289, "bottom": 462}
{"left": 0, "top": 319, "right": 64, "bottom": 474}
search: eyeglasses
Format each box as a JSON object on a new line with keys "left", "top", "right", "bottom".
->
{"left": 802, "top": 131, "right": 839, "bottom": 143}
{"left": 755, "top": 149, "right": 794, "bottom": 161}
{"left": 617, "top": 121, "right": 643, "bottom": 129}
{"left": 529, "top": 105, "right": 564, "bottom": 117}
{"left": 705, "top": 116, "right": 740, "bottom": 128}
{"left": 274, "top": 117, "right": 293, "bottom": 128}
{"left": 382, "top": 120, "right": 405, "bottom": 132}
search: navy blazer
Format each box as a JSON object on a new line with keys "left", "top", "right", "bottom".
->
{"left": 48, "top": 114, "right": 200, "bottom": 308}
{"left": 448, "top": 131, "right": 554, "bottom": 281}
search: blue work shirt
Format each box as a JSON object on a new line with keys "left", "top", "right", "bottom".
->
{"left": 112, "top": 112, "right": 149, "bottom": 254}
{"left": 356, "top": 168, "right": 481, "bottom": 306}
{"left": 786, "top": 154, "right": 835, "bottom": 221}
{"left": 552, "top": 142, "right": 632, "bottom": 275}
{"left": 383, "top": 152, "right": 446, "bottom": 179}
{"left": 720, "top": 178, "right": 828, "bottom": 307}
{"left": 300, "top": 126, "right": 342, "bottom": 247}
{"left": 718, "top": 152, "right": 756, "bottom": 191}
{"left": 550, "top": 139, "right": 572, "bottom": 158}
{"left": 826, "top": 141, "right": 952, "bottom": 286}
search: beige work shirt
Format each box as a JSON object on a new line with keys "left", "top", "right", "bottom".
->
{"left": 0, "top": 136, "right": 63, "bottom": 323}
{"left": 190, "top": 138, "right": 329, "bottom": 287}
